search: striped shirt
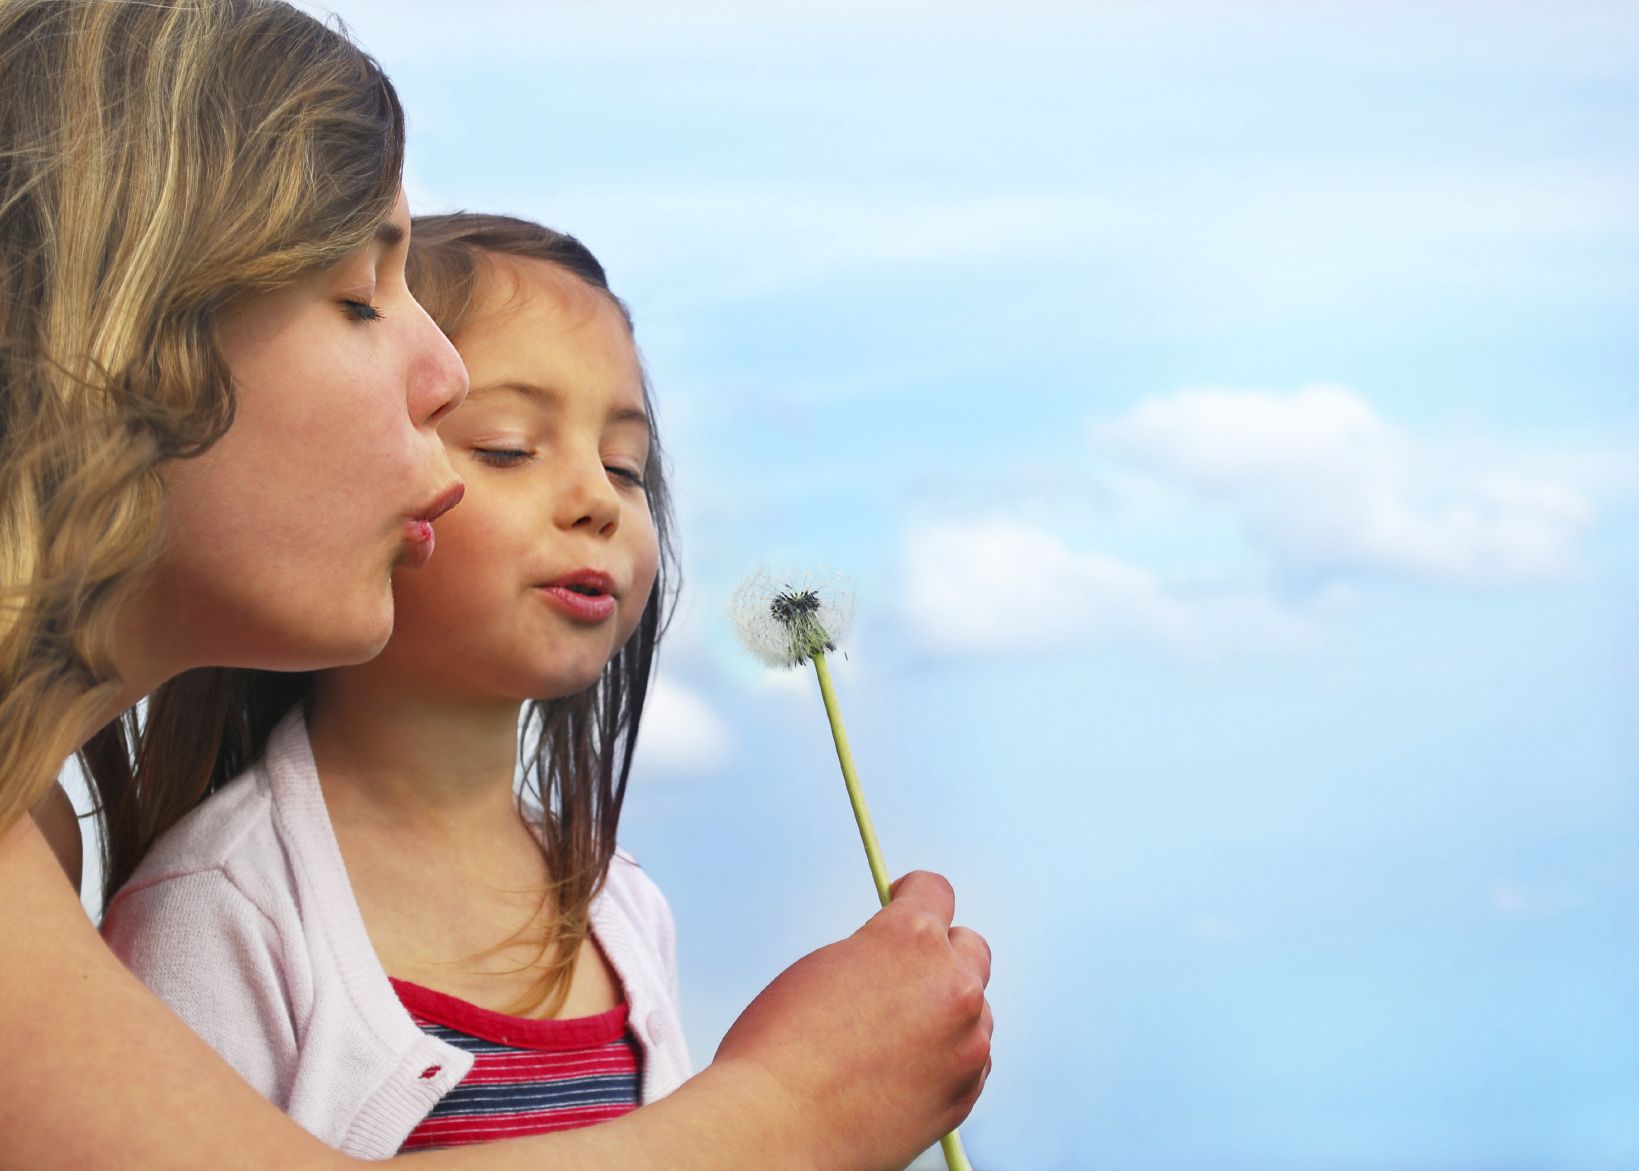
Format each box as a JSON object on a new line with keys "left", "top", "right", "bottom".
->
{"left": 392, "top": 978, "right": 642, "bottom": 1151}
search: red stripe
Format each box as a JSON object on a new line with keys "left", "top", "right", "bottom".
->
{"left": 392, "top": 978, "right": 629, "bottom": 1049}
{"left": 454, "top": 1051, "right": 638, "bottom": 1085}
{"left": 393, "top": 981, "right": 643, "bottom": 1152}
{"left": 400, "top": 1104, "right": 636, "bottom": 1149}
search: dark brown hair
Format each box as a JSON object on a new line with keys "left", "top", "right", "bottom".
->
{"left": 408, "top": 212, "right": 679, "bottom": 1013}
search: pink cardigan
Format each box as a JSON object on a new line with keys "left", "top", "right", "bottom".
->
{"left": 102, "top": 711, "right": 691, "bottom": 1159}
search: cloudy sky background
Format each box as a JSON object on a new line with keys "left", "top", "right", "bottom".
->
{"left": 250, "top": 3, "right": 1638, "bottom": 1167}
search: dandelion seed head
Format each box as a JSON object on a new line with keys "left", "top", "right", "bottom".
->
{"left": 769, "top": 588, "right": 821, "bottom": 624}
{"left": 731, "top": 568, "right": 855, "bottom": 668}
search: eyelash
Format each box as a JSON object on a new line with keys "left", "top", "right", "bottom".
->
{"left": 474, "top": 448, "right": 647, "bottom": 489}
{"left": 473, "top": 448, "right": 532, "bottom": 467}
{"left": 342, "top": 299, "right": 384, "bottom": 323}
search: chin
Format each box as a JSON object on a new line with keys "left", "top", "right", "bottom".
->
{"left": 526, "top": 663, "right": 609, "bottom": 702}
{"left": 331, "top": 614, "right": 396, "bottom": 667}
{"left": 260, "top": 600, "right": 395, "bottom": 673}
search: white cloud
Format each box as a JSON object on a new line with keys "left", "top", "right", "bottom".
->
{"left": 902, "top": 516, "right": 1310, "bottom": 656}
{"left": 1092, "top": 385, "right": 1592, "bottom": 590}
{"left": 902, "top": 387, "right": 1600, "bottom": 658}
{"left": 634, "top": 676, "right": 732, "bottom": 776}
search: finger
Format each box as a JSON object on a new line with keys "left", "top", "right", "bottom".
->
{"left": 961, "top": 1051, "right": 994, "bottom": 1114}
{"left": 886, "top": 870, "right": 955, "bottom": 927}
{"left": 947, "top": 925, "right": 991, "bottom": 987}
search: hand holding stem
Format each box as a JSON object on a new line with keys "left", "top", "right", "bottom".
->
{"left": 732, "top": 571, "right": 979, "bottom": 1171}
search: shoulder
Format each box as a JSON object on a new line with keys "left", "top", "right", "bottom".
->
{"left": 112, "top": 766, "right": 278, "bottom": 897}
{"left": 99, "top": 764, "right": 295, "bottom": 1008}
{"left": 597, "top": 845, "right": 678, "bottom": 950}
{"left": 609, "top": 846, "right": 665, "bottom": 898}
{"left": 111, "top": 709, "right": 314, "bottom": 905}
{"left": 101, "top": 755, "right": 303, "bottom": 952}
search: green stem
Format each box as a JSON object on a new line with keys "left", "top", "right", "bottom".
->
{"left": 810, "top": 652, "right": 976, "bottom": 1171}
{"left": 811, "top": 652, "right": 891, "bottom": 906}
{"left": 939, "top": 1131, "right": 975, "bottom": 1171}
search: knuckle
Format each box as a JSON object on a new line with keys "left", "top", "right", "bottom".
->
{"left": 905, "top": 909, "right": 945, "bottom": 948}
{"left": 954, "top": 976, "right": 985, "bottom": 1019}
{"left": 925, "top": 871, "right": 955, "bottom": 902}
{"left": 951, "top": 926, "right": 993, "bottom": 979}
{"left": 901, "top": 868, "right": 954, "bottom": 902}
{"left": 974, "top": 931, "right": 993, "bottom": 968}
{"left": 965, "top": 1024, "right": 992, "bottom": 1070}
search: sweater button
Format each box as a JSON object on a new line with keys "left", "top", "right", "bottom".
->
{"left": 643, "top": 1012, "right": 666, "bottom": 1045}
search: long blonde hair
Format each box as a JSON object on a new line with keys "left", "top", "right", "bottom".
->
{"left": 0, "top": 0, "right": 405, "bottom": 837}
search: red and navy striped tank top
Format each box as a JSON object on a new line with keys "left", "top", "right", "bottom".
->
{"left": 391, "top": 977, "right": 642, "bottom": 1151}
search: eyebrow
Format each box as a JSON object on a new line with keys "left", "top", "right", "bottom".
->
{"left": 376, "top": 221, "right": 406, "bottom": 248}
{"left": 477, "top": 381, "right": 652, "bottom": 432}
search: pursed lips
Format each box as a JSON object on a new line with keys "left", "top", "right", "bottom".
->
{"left": 534, "top": 569, "right": 619, "bottom": 622}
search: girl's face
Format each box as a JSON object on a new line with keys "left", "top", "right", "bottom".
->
{"left": 375, "top": 257, "right": 659, "bottom": 703}
{"left": 147, "top": 192, "right": 468, "bottom": 674}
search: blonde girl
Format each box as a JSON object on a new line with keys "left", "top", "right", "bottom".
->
{"left": 0, "top": 3, "right": 992, "bottom": 1169}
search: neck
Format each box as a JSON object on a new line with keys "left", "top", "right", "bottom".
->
{"left": 78, "top": 604, "right": 187, "bottom": 756}
{"left": 306, "top": 667, "right": 525, "bottom": 841}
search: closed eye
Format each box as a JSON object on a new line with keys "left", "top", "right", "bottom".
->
{"left": 342, "top": 299, "right": 384, "bottom": 323}
{"left": 607, "top": 465, "right": 647, "bottom": 489}
{"left": 473, "top": 448, "right": 533, "bottom": 467}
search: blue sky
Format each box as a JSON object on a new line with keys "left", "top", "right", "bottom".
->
{"left": 216, "top": 3, "right": 1639, "bottom": 1167}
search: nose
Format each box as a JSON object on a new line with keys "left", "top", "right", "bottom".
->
{"left": 554, "top": 450, "right": 622, "bottom": 538}
{"left": 408, "top": 315, "right": 469, "bottom": 429}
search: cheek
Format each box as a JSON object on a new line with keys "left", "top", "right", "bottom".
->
{"left": 222, "top": 355, "right": 382, "bottom": 518}
{"left": 154, "top": 451, "right": 397, "bottom": 667}
{"left": 622, "top": 522, "right": 663, "bottom": 637}
{"left": 389, "top": 508, "right": 500, "bottom": 618}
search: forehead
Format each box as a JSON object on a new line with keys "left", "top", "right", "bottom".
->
{"left": 449, "top": 254, "right": 643, "bottom": 409}
{"left": 461, "top": 254, "right": 618, "bottom": 338}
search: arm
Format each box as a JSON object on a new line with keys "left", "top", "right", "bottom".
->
{"left": 1, "top": 816, "right": 990, "bottom": 1171}
{"left": 0, "top": 815, "right": 354, "bottom": 1171}
{"left": 453, "top": 869, "right": 991, "bottom": 1171}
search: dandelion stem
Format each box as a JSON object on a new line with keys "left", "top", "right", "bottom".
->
{"left": 810, "top": 651, "right": 892, "bottom": 906}
{"left": 939, "top": 1132, "right": 975, "bottom": 1171}
{"left": 809, "top": 650, "right": 976, "bottom": 1171}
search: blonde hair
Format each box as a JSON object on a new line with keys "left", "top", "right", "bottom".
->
{"left": 0, "top": 0, "right": 405, "bottom": 836}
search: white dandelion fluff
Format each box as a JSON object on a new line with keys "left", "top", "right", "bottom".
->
{"left": 730, "top": 568, "right": 855, "bottom": 669}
